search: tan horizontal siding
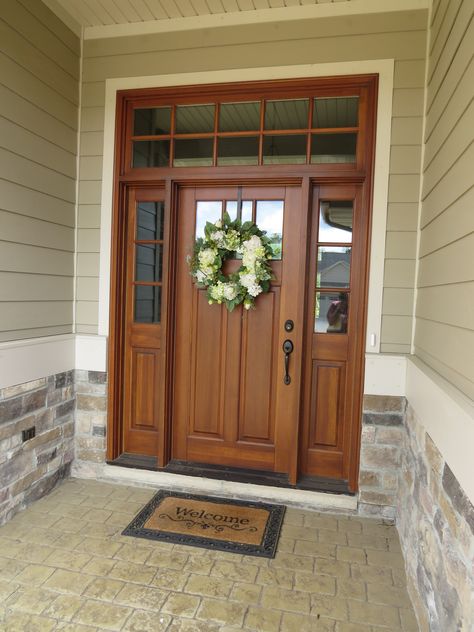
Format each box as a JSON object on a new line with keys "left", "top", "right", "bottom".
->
{"left": 0, "top": 0, "right": 79, "bottom": 343}
{"left": 0, "top": 211, "right": 74, "bottom": 252}
{"left": 1, "top": 0, "right": 79, "bottom": 79}
{"left": 414, "top": 0, "right": 474, "bottom": 399}
{"left": 421, "top": 141, "right": 474, "bottom": 227}
{"left": 0, "top": 21, "right": 78, "bottom": 103}
{"left": 76, "top": 277, "right": 100, "bottom": 302}
{"left": 0, "top": 241, "right": 74, "bottom": 276}
{"left": 17, "top": 0, "right": 80, "bottom": 55}
{"left": 382, "top": 288, "right": 415, "bottom": 316}
{"left": 76, "top": 301, "right": 99, "bottom": 326}
{"left": 423, "top": 56, "right": 474, "bottom": 164}
{"left": 418, "top": 186, "right": 474, "bottom": 257}
{"left": 0, "top": 301, "right": 73, "bottom": 331}
{"left": 77, "top": 11, "right": 427, "bottom": 345}
{"left": 414, "top": 322, "right": 474, "bottom": 399}
{"left": 425, "top": 15, "right": 474, "bottom": 136}
{"left": 0, "top": 84, "right": 77, "bottom": 153}
{"left": 0, "top": 117, "right": 76, "bottom": 178}
{"left": 0, "top": 179, "right": 75, "bottom": 227}
{"left": 0, "top": 325, "right": 72, "bottom": 343}
{"left": 78, "top": 205, "right": 101, "bottom": 229}
{"left": 0, "top": 272, "right": 73, "bottom": 302}
{"left": 417, "top": 233, "right": 474, "bottom": 288}
{"left": 422, "top": 101, "right": 474, "bottom": 197}
{"left": 386, "top": 203, "right": 419, "bottom": 232}
{"left": 77, "top": 229, "right": 100, "bottom": 253}
{"left": 416, "top": 283, "right": 474, "bottom": 331}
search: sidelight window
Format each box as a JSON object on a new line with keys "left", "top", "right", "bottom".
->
{"left": 314, "top": 201, "right": 353, "bottom": 333}
{"left": 133, "top": 201, "right": 164, "bottom": 324}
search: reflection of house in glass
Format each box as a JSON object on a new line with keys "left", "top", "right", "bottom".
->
{"left": 315, "top": 249, "right": 351, "bottom": 332}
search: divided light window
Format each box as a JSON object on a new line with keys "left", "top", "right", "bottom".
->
{"left": 131, "top": 96, "right": 359, "bottom": 169}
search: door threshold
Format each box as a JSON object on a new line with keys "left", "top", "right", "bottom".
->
{"left": 108, "top": 455, "right": 352, "bottom": 495}
{"left": 100, "top": 459, "right": 357, "bottom": 513}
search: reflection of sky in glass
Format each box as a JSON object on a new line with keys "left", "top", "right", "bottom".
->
{"left": 226, "top": 200, "right": 252, "bottom": 223}
{"left": 256, "top": 200, "right": 284, "bottom": 259}
{"left": 256, "top": 201, "right": 284, "bottom": 235}
{"left": 319, "top": 203, "right": 352, "bottom": 243}
{"left": 195, "top": 201, "right": 222, "bottom": 238}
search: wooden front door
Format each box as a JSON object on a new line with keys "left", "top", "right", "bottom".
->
{"left": 109, "top": 75, "right": 378, "bottom": 492}
{"left": 172, "top": 185, "right": 306, "bottom": 481}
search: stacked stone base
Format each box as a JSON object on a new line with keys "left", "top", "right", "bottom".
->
{"left": 398, "top": 405, "right": 474, "bottom": 631}
{"left": 0, "top": 372, "right": 75, "bottom": 525}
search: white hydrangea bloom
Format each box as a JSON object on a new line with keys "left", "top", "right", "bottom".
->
{"left": 195, "top": 270, "right": 207, "bottom": 283}
{"left": 198, "top": 248, "right": 217, "bottom": 267}
{"left": 212, "top": 230, "right": 225, "bottom": 247}
{"left": 239, "top": 272, "right": 258, "bottom": 290}
{"left": 247, "top": 284, "right": 262, "bottom": 297}
{"left": 244, "top": 235, "right": 262, "bottom": 251}
{"left": 223, "top": 283, "right": 238, "bottom": 301}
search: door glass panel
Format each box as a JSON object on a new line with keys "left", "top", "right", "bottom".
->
{"left": 311, "top": 133, "right": 357, "bottom": 163}
{"left": 176, "top": 104, "right": 215, "bottom": 133}
{"left": 265, "top": 99, "right": 309, "bottom": 130}
{"left": 195, "top": 201, "right": 222, "bottom": 238}
{"left": 226, "top": 200, "right": 252, "bottom": 223}
{"left": 263, "top": 135, "right": 307, "bottom": 164}
{"left": 136, "top": 202, "right": 164, "bottom": 241}
{"left": 132, "top": 140, "right": 170, "bottom": 167}
{"left": 217, "top": 136, "right": 259, "bottom": 166}
{"left": 319, "top": 201, "right": 353, "bottom": 243}
{"left": 173, "top": 138, "right": 213, "bottom": 167}
{"left": 313, "top": 97, "right": 359, "bottom": 128}
{"left": 134, "top": 285, "right": 161, "bottom": 323}
{"left": 219, "top": 102, "right": 260, "bottom": 131}
{"left": 315, "top": 291, "right": 349, "bottom": 333}
{"left": 134, "top": 107, "right": 171, "bottom": 135}
{"left": 317, "top": 246, "right": 351, "bottom": 288}
{"left": 256, "top": 200, "right": 284, "bottom": 259}
{"left": 135, "top": 244, "right": 163, "bottom": 282}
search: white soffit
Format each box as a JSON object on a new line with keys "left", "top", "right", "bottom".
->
{"left": 42, "top": 0, "right": 429, "bottom": 39}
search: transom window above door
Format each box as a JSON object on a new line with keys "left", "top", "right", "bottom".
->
{"left": 130, "top": 96, "right": 360, "bottom": 168}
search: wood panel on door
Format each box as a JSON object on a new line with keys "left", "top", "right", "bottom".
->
{"left": 299, "top": 185, "right": 369, "bottom": 490}
{"left": 122, "top": 188, "right": 168, "bottom": 458}
{"left": 172, "top": 185, "right": 306, "bottom": 480}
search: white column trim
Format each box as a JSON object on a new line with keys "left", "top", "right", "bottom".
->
{"left": 98, "top": 59, "right": 394, "bottom": 359}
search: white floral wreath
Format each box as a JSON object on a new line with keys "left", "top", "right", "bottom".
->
{"left": 189, "top": 212, "right": 273, "bottom": 311}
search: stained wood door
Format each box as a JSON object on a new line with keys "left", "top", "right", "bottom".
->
{"left": 299, "top": 185, "right": 369, "bottom": 490}
{"left": 172, "top": 185, "right": 306, "bottom": 480}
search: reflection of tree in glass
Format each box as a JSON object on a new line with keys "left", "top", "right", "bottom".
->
{"left": 267, "top": 233, "right": 282, "bottom": 259}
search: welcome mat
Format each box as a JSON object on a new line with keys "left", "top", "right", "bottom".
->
{"left": 122, "top": 490, "right": 285, "bottom": 557}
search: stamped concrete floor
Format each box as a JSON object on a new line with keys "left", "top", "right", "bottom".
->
{"left": 0, "top": 479, "right": 418, "bottom": 632}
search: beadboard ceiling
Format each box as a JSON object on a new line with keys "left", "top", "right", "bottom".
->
{"left": 47, "top": 0, "right": 352, "bottom": 25}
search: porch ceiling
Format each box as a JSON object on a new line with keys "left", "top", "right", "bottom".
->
{"left": 42, "top": 0, "right": 428, "bottom": 38}
{"left": 45, "top": 0, "right": 353, "bottom": 26}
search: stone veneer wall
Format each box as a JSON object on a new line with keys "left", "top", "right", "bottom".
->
{"left": 0, "top": 372, "right": 75, "bottom": 525}
{"left": 397, "top": 404, "right": 474, "bottom": 631}
{"left": 358, "top": 395, "right": 406, "bottom": 521}
{"left": 75, "top": 370, "right": 107, "bottom": 465}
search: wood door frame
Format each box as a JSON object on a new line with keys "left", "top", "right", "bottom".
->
{"left": 107, "top": 74, "right": 378, "bottom": 493}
